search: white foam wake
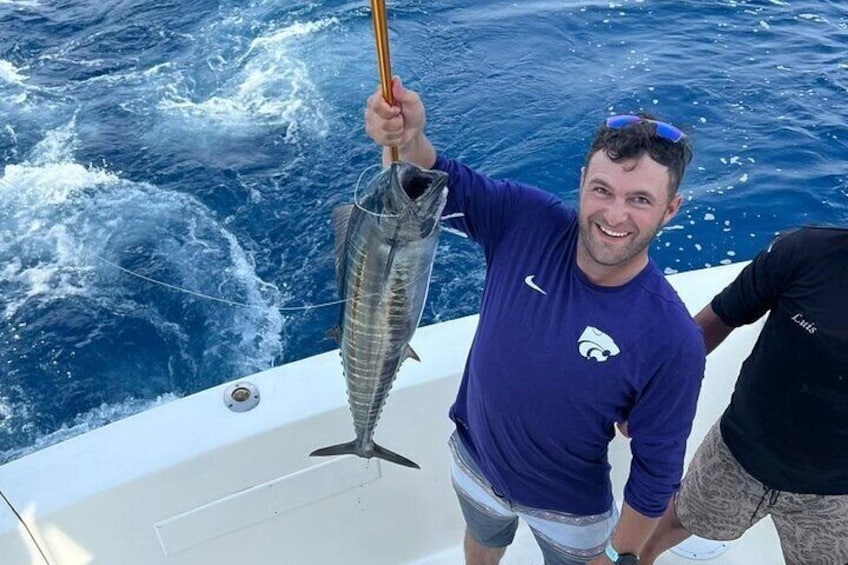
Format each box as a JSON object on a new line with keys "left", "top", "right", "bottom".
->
{"left": 158, "top": 16, "right": 336, "bottom": 141}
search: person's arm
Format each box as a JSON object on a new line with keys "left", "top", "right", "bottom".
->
{"left": 588, "top": 502, "right": 659, "bottom": 564}
{"left": 617, "top": 304, "right": 732, "bottom": 439}
{"left": 365, "top": 76, "right": 436, "bottom": 169}
{"left": 693, "top": 302, "right": 734, "bottom": 353}
{"left": 613, "top": 326, "right": 705, "bottom": 562}
{"left": 382, "top": 133, "right": 435, "bottom": 169}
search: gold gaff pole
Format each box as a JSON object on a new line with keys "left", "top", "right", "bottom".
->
{"left": 370, "top": 0, "right": 399, "bottom": 162}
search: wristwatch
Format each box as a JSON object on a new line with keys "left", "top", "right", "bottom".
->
{"left": 605, "top": 542, "right": 639, "bottom": 565}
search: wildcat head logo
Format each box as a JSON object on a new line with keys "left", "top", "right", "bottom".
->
{"left": 578, "top": 326, "right": 620, "bottom": 362}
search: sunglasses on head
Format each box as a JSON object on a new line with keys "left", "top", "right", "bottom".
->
{"left": 605, "top": 114, "right": 686, "bottom": 143}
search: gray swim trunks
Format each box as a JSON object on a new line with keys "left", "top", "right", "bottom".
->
{"left": 675, "top": 422, "right": 848, "bottom": 565}
{"left": 449, "top": 432, "right": 617, "bottom": 565}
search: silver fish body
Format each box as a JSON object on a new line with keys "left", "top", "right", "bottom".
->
{"left": 310, "top": 161, "right": 448, "bottom": 469}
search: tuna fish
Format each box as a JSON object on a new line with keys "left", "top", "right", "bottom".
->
{"left": 310, "top": 161, "right": 448, "bottom": 469}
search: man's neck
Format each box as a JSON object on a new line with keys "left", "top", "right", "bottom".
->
{"left": 575, "top": 248, "right": 650, "bottom": 287}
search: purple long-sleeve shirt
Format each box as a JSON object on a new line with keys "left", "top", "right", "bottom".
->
{"left": 436, "top": 155, "right": 705, "bottom": 518}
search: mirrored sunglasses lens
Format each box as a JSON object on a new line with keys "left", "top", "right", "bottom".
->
{"left": 654, "top": 122, "right": 684, "bottom": 142}
{"left": 605, "top": 115, "right": 641, "bottom": 128}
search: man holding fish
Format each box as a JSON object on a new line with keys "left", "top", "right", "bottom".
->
{"left": 365, "top": 78, "right": 705, "bottom": 565}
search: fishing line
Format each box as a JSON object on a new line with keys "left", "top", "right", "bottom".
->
{"left": 94, "top": 163, "right": 443, "bottom": 312}
{"left": 0, "top": 489, "right": 52, "bottom": 565}
{"left": 353, "top": 163, "right": 404, "bottom": 218}
{"left": 94, "top": 254, "right": 349, "bottom": 312}
{"left": 95, "top": 246, "right": 435, "bottom": 313}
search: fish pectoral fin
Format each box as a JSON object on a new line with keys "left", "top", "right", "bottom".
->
{"left": 404, "top": 345, "right": 421, "bottom": 363}
{"left": 325, "top": 326, "right": 341, "bottom": 344}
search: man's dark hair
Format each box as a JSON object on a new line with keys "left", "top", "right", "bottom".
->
{"left": 585, "top": 113, "right": 693, "bottom": 198}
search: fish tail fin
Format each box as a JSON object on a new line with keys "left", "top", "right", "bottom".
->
{"left": 310, "top": 440, "right": 360, "bottom": 459}
{"left": 310, "top": 440, "right": 420, "bottom": 469}
{"left": 372, "top": 443, "right": 420, "bottom": 469}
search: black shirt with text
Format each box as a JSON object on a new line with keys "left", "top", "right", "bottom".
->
{"left": 715, "top": 227, "right": 848, "bottom": 494}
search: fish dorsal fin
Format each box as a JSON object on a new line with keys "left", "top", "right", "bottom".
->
{"left": 332, "top": 204, "right": 355, "bottom": 292}
{"left": 325, "top": 326, "right": 341, "bottom": 344}
{"left": 404, "top": 345, "right": 421, "bottom": 363}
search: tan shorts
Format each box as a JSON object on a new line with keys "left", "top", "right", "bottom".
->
{"left": 675, "top": 422, "right": 848, "bottom": 565}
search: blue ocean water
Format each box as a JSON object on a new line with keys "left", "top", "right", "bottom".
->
{"left": 0, "top": 0, "right": 845, "bottom": 463}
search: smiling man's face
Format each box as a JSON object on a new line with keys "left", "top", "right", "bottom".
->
{"left": 576, "top": 150, "right": 682, "bottom": 286}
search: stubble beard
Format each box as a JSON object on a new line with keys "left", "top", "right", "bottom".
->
{"left": 578, "top": 213, "right": 663, "bottom": 268}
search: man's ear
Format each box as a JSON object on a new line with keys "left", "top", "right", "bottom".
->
{"left": 662, "top": 193, "right": 683, "bottom": 226}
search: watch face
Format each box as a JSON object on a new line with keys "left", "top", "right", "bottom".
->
{"left": 617, "top": 555, "right": 639, "bottom": 565}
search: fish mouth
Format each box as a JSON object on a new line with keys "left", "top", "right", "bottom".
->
{"left": 403, "top": 171, "right": 434, "bottom": 200}
{"left": 393, "top": 162, "right": 448, "bottom": 201}
{"left": 355, "top": 161, "right": 447, "bottom": 223}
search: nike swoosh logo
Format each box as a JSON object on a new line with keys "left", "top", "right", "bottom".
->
{"left": 524, "top": 275, "right": 547, "bottom": 295}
